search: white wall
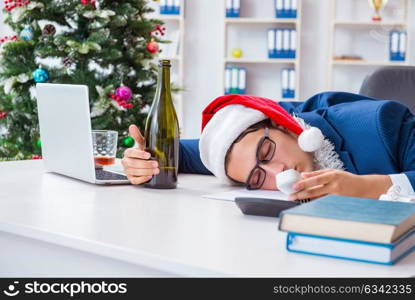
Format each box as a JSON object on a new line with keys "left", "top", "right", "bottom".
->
{"left": 1, "top": 0, "right": 415, "bottom": 139}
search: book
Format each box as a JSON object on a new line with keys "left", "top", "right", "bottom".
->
{"left": 279, "top": 195, "right": 415, "bottom": 244}
{"left": 286, "top": 227, "right": 415, "bottom": 265}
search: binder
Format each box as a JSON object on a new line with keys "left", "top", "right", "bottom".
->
{"left": 159, "top": 0, "right": 167, "bottom": 14}
{"left": 226, "top": 0, "right": 232, "bottom": 17}
{"left": 238, "top": 67, "right": 246, "bottom": 94}
{"left": 275, "top": 0, "right": 284, "bottom": 18}
{"left": 289, "top": 29, "right": 296, "bottom": 58}
{"left": 288, "top": 69, "right": 296, "bottom": 98}
{"left": 281, "top": 68, "right": 290, "bottom": 98}
{"left": 389, "top": 31, "right": 400, "bottom": 61}
{"left": 166, "top": 0, "right": 174, "bottom": 14}
{"left": 399, "top": 31, "right": 406, "bottom": 61}
{"left": 283, "top": 0, "right": 290, "bottom": 18}
{"left": 232, "top": 0, "right": 240, "bottom": 18}
{"left": 225, "top": 67, "right": 232, "bottom": 94}
{"left": 230, "top": 67, "right": 239, "bottom": 94}
{"left": 275, "top": 29, "right": 283, "bottom": 58}
{"left": 173, "top": 0, "right": 180, "bottom": 15}
{"left": 268, "top": 29, "right": 276, "bottom": 58}
{"left": 282, "top": 29, "right": 290, "bottom": 58}
{"left": 290, "top": 0, "right": 298, "bottom": 18}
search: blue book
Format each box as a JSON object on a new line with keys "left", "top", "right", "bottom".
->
{"left": 279, "top": 195, "right": 415, "bottom": 244}
{"left": 286, "top": 227, "right": 415, "bottom": 265}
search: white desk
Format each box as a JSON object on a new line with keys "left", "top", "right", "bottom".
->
{"left": 0, "top": 160, "right": 414, "bottom": 277}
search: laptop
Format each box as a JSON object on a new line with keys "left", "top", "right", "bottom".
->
{"left": 36, "top": 83, "right": 130, "bottom": 185}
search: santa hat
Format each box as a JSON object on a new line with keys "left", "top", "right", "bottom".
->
{"left": 199, "top": 94, "right": 324, "bottom": 182}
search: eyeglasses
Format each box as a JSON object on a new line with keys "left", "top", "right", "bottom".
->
{"left": 246, "top": 127, "right": 276, "bottom": 190}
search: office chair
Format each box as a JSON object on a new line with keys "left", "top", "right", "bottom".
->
{"left": 359, "top": 66, "right": 415, "bottom": 113}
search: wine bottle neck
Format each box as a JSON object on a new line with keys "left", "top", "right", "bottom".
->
{"left": 157, "top": 65, "right": 171, "bottom": 95}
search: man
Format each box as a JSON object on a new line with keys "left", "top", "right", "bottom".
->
{"left": 121, "top": 92, "right": 415, "bottom": 200}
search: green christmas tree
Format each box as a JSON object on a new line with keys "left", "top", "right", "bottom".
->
{"left": 0, "top": 0, "right": 164, "bottom": 160}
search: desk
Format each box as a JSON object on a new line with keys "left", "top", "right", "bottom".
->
{"left": 0, "top": 160, "right": 414, "bottom": 277}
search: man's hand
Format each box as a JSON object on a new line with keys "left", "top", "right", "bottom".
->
{"left": 288, "top": 169, "right": 392, "bottom": 200}
{"left": 122, "top": 125, "right": 160, "bottom": 185}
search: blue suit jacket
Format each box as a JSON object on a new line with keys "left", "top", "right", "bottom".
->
{"left": 179, "top": 92, "right": 415, "bottom": 189}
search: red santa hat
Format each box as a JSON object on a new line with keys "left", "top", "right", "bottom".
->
{"left": 199, "top": 94, "right": 324, "bottom": 182}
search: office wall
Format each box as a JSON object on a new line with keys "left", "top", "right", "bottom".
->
{"left": 1, "top": 0, "right": 414, "bottom": 138}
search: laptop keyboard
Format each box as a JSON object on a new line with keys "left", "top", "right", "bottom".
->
{"left": 95, "top": 169, "right": 128, "bottom": 181}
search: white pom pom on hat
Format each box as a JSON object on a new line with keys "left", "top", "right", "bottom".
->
{"left": 199, "top": 94, "right": 324, "bottom": 183}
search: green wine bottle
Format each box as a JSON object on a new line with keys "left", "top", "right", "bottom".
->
{"left": 144, "top": 59, "right": 179, "bottom": 189}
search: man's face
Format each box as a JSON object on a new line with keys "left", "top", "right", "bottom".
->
{"left": 226, "top": 127, "right": 314, "bottom": 190}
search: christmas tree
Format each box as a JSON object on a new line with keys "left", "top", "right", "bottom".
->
{"left": 0, "top": 0, "right": 165, "bottom": 160}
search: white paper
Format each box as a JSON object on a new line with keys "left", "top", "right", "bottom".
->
{"left": 203, "top": 188, "right": 289, "bottom": 201}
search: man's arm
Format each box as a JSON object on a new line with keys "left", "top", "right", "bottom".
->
{"left": 179, "top": 139, "right": 212, "bottom": 175}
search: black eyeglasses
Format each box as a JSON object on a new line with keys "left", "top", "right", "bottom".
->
{"left": 246, "top": 127, "right": 276, "bottom": 190}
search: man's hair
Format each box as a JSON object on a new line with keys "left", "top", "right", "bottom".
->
{"left": 224, "top": 118, "right": 273, "bottom": 184}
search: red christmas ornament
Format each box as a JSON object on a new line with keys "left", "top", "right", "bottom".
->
{"left": 0, "top": 111, "right": 7, "bottom": 119}
{"left": 3, "top": 0, "right": 30, "bottom": 12}
{"left": 80, "top": 0, "right": 96, "bottom": 9}
{"left": 146, "top": 40, "right": 159, "bottom": 54}
{"left": 108, "top": 93, "right": 134, "bottom": 109}
{"left": 151, "top": 24, "right": 166, "bottom": 37}
{"left": 0, "top": 35, "right": 18, "bottom": 44}
{"left": 31, "top": 155, "right": 42, "bottom": 160}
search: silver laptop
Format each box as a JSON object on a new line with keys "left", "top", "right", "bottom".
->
{"left": 36, "top": 83, "right": 130, "bottom": 185}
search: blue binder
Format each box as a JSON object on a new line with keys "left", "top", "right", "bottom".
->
{"left": 390, "top": 31, "right": 402, "bottom": 61}
{"left": 159, "top": 0, "right": 167, "bottom": 14}
{"left": 226, "top": 0, "right": 240, "bottom": 17}
{"left": 173, "top": 0, "right": 180, "bottom": 15}
{"left": 289, "top": 29, "right": 296, "bottom": 59}
{"left": 275, "top": 0, "right": 284, "bottom": 18}
{"left": 268, "top": 29, "right": 276, "bottom": 58}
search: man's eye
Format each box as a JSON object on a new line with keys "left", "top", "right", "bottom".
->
{"left": 259, "top": 141, "right": 273, "bottom": 161}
